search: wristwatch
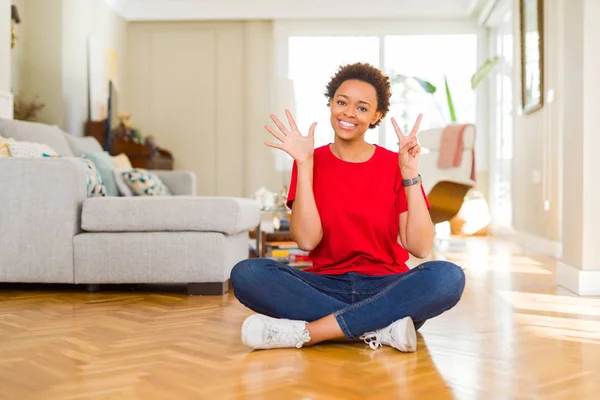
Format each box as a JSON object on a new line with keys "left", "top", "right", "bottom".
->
{"left": 402, "top": 174, "right": 422, "bottom": 187}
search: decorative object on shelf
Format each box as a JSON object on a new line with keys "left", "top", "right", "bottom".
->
{"left": 85, "top": 113, "right": 174, "bottom": 170}
{"left": 520, "top": 0, "right": 544, "bottom": 114}
{"left": 276, "top": 185, "right": 289, "bottom": 210}
{"left": 251, "top": 187, "right": 278, "bottom": 210}
{"left": 112, "top": 112, "right": 144, "bottom": 144}
{"left": 13, "top": 96, "right": 45, "bottom": 122}
{"left": 11, "top": 5, "right": 20, "bottom": 49}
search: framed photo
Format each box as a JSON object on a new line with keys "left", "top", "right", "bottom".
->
{"left": 520, "top": 0, "right": 544, "bottom": 114}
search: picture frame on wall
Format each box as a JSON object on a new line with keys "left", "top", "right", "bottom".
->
{"left": 520, "top": 0, "right": 544, "bottom": 114}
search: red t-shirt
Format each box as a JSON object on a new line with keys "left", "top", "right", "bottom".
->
{"left": 286, "top": 144, "right": 430, "bottom": 276}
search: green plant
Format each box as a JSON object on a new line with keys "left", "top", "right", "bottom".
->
{"left": 444, "top": 75, "right": 456, "bottom": 122}
{"left": 444, "top": 56, "right": 501, "bottom": 122}
{"left": 390, "top": 56, "right": 501, "bottom": 124}
{"left": 13, "top": 96, "right": 45, "bottom": 122}
{"left": 471, "top": 56, "right": 500, "bottom": 89}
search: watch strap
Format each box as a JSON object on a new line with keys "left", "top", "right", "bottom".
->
{"left": 402, "top": 174, "right": 422, "bottom": 187}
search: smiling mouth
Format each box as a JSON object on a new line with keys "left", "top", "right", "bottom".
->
{"left": 338, "top": 119, "right": 357, "bottom": 130}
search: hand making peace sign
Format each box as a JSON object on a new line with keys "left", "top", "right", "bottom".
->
{"left": 391, "top": 114, "right": 423, "bottom": 177}
{"left": 264, "top": 109, "right": 318, "bottom": 165}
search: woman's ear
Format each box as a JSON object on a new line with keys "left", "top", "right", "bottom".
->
{"left": 371, "top": 111, "right": 382, "bottom": 125}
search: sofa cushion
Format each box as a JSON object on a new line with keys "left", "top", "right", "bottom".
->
{"left": 8, "top": 141, "right": 57, "bottom": 157}
{"left": 81, "top": 196, "right": 260, "bottom": 235}
{"left": 43, "top": 154, "right": 107, "bottom": 197}
{"left": 114, "top": 168, "right": 134, "bottom": 196}
{"left": 0, "top": 135, "right": 14, "bottom": 157}
{"left": 0, "top": 118, "right": 74, "bottom": 156}
{"left": 121, "top": 168, "right": 171, "bottom": 196}
{"left": 112, "top": 153, "right": 132, "bottom": 169}
{"left": 83, "top": 152, "right": 119, "bottom": 196}
{"left": 64, "top": 134, "right": 104, "bottom": 156}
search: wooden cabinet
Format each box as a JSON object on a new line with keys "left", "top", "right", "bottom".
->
{"left": 249, "top": 229, "right": 311, "bottom": 269}
{"left": 85, "top": 120, "right": 174, "bottom": 170}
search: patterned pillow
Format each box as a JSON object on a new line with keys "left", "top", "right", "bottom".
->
{"left": 43, "top": 154, "right": 107, "bottom": 197}
{"left": 122, "top": 169, "right": 171, "bottom": 196}
{"left": 114, "top": 168, "right": 134, "bottom": 197}
{"left": 0, "top": 136, "right": 14, "bottom": 157}
{"left": 8, "top": 141, "right": 58, "bottom": 158}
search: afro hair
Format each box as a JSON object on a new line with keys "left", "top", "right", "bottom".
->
{"left": 324, "top": 62, "right": 391, "bottom": 128}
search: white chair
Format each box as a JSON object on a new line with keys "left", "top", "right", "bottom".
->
{"left": 418, "top": 125, "right": 476, "bottom": 225}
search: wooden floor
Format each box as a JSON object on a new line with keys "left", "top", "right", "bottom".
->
{"left": 2, "top": 237, "right": 600, "bottom": 400}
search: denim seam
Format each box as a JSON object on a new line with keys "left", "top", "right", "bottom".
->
{"left": 279, "top": 265, "right": 351, "bottom": 295}
{"left": 333, "top": 266, "right": 425, "bottom": 336}
{"left": 334, "top": 313, "right": 353, "bottom": 339}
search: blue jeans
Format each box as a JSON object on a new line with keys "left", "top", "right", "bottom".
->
{"left": 231, "top": 259, "right": 466, "bottom": 339}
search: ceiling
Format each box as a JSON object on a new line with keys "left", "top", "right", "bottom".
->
{"left": 106, "top": 0, "right": 493, "bottom": 22}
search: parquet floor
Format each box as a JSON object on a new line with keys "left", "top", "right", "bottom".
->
{"left": 2, "top": 237, "right": 600, "bottom": 400}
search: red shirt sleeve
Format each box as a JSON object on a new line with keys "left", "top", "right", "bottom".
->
{"left": 286, "top": 161, "right": 298, "bottom": 209}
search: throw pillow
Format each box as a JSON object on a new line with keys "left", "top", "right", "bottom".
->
{"left": 43, "top": 154, "right": 107, "bottom": 197}
{"left": 114, "top": 168, "right": 134, "bottom": 197}
{"left": 83, "top": 152, "right": 119, "bottom": 197}
{"left": 0, "top": 136, "right": 14, "bottom": 157}
{"left": 112, "top": 153, "right": 133, "bottom": 169}
{"left": 8, "top": 141, "right": 58, "bottom": 158}
{"left": 122, "top": 169, "right": 171, "bottom": 196}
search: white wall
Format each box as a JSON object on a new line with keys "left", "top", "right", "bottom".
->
{"left": 555, "top": 0, "right": 600, "bottom": 294}
{"left": 507, "top": 0, "right": 600, "bottom": 293}
{"left": 126, "top": 21, "right": 281, "bottom": 197}
{"left": 0, "top": 0, "right": 10, "bottom": 94}
{"left": 11, "top": 0, "right": 127, "bottom": 135}
{"left": 10, "top": 0, "right": 24, "bottom": 96}
{"left": 15, "top": 0, "right": 64, "bottom": 127}
{"left": 0, "top": 0, "right": 12, "bottom": 119}
{"left": 511, "top": 0, "right": 562, "bottom": 242}
{"left": 61, "top": 0, "right": 127, "bottom": 136}
{"left": 581, "top": 0, "right": 600, "bottom": 272}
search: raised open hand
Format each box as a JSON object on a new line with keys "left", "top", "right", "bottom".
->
{"left": 391, "top": 114, "right": 423, "bottom": 177}
{"left": 265, "top": 110, "right": 317, "bottom": 165}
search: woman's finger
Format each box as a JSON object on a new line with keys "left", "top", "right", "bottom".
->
{"left": 270, "top": 114, "right": 290, "bottom": 136}
{"left": 408, "top": 144, "right": 421, "bottom": 157}
{"left": 409, "top": 114, "right": 423, "bottom": 139}
{"left": 265, "top": 125, "right": 285, "bottom": 142}
{"left": 391, "top": 117, "right": 405, "bottom": 142}
{"left": 399, "top": 137, "right": 417, "bottom": 153}
{"left": 308, "top": 122, "right": 318, "bottom": 137}
{"left": 265, "top": 141, "right": 284, "bottom": 150}
{"left": 285, "top": 109, "right": 300, "bottom": 133}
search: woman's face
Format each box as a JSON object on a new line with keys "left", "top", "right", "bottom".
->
{"left": 329, "top": 79, "right": 382, "bottom": 142}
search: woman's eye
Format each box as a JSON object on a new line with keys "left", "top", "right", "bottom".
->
{"left": 337, "top": 100, "right": 346, "bottom": 106}
{"left": 359, "top": 107, "right": 368, "bottom": 112}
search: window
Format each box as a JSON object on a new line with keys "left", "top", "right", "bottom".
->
{"left": 287, "top": 34, "right": 478, "bottom": 152}
{"left": 384, "top": 35, "right": 478, "bottom": 149}
{"left": 288, "top": 36, "right": 380, "bottom": 149}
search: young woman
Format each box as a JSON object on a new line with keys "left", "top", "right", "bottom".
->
{"left": 231, "top": 63, "right": 465, "bottom": 352}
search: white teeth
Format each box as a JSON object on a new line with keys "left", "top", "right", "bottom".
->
{"left": 339, "top": 120, "right": 355, "bottom": 128}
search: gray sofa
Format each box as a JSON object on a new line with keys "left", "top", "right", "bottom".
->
{"left": 0, "top": 118, "right": 259, "bottom": 294}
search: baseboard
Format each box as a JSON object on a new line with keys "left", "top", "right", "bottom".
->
{"left": 556, "top": 262, "right": 600, "bottom": 296}
{"left": 490, "top": 225, "right": 562, "bottom": 259}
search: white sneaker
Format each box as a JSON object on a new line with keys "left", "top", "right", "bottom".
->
{"left": 241, "top": 314, "right": 311, "bottom": 349}
{"left": 359, "top": 316, "right": 417, "bottom": 352}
